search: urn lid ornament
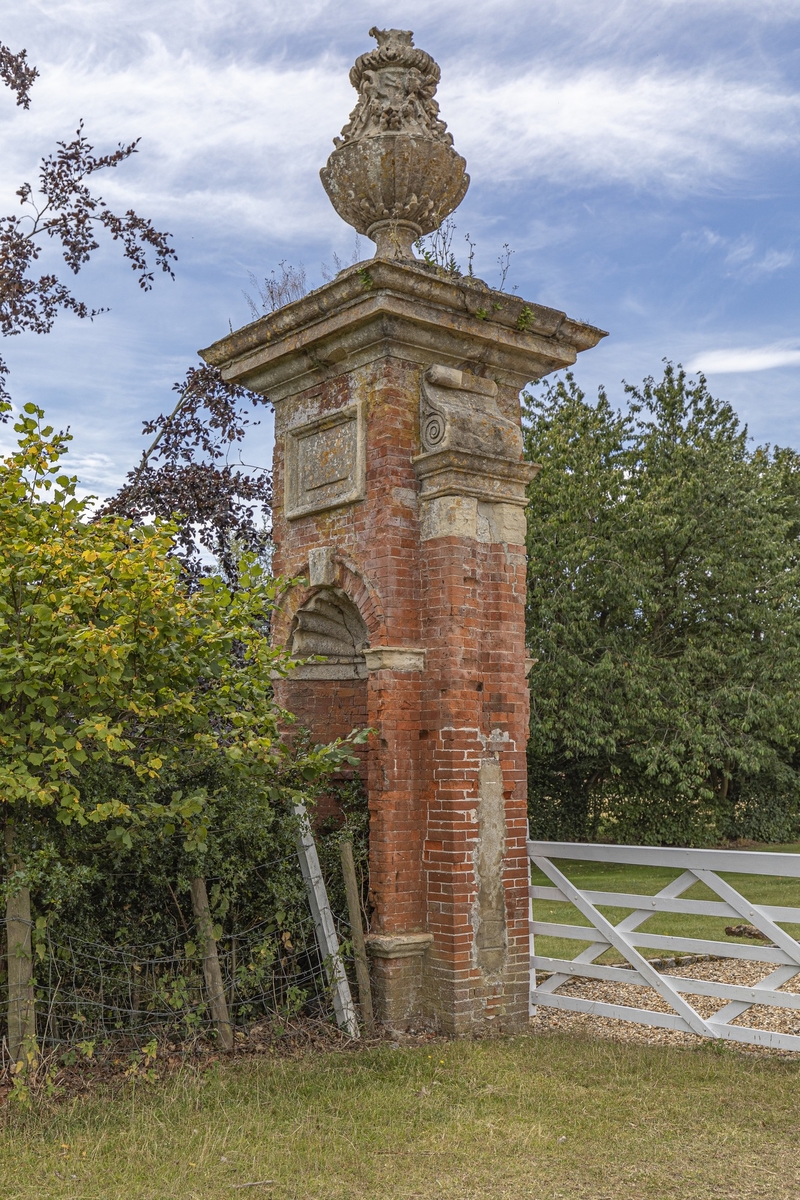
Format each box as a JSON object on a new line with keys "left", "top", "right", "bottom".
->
{"left": 320, "top": 27, "right": 469, "bottom": 260}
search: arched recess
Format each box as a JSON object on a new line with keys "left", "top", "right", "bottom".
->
{"left": 288, "top": 587, "right": 369, "bottom": 679}
{"left": 270, "top": 550, "right": 387, "bottom": 661}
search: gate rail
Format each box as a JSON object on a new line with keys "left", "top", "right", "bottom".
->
{"left": 528, "top": 840, "right": 800, "bottom": 1052}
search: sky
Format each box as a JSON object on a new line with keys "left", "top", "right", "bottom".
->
{"left": 1, "top": 0, "right": 800, "bottom": 498}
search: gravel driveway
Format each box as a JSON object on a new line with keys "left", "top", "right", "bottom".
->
{"left": 531, "top": 957, "right": 800, "bottom": 1055}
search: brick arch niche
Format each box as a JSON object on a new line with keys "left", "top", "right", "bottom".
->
{"left": 271, "top": 551, "right": 386, "bottom": 759}
{"left": 277, "top": 587, "right": 370, "bottom": 750}
{"left": 289, "top": 588, "right": 369, "bottom": 676}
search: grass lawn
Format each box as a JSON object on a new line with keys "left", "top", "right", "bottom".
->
{"left": 531, "top": 840, "right": 800, "bottom": 964}
{"left": 2, "top": 1034, "right": 800, "bottom": 1199}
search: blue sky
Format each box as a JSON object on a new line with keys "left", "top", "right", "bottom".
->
{"left": 1, "top": 0, "right": 799, "bottom": 498}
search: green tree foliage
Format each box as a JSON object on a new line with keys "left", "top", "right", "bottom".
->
{"left": 524, "top": 365, "right": 800, "bottom": 845}
{"left": 0, "top": 397, "right": 361, "bottom": 886}
{"left": 25, "top": 767, "right": 368, "bottom": 1040}
{"left": 0, "top": 399, "right": 366, "bottom": 1057}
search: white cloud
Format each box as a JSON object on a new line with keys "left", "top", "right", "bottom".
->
{"left": 0, "top": 40, "right": 352, "bottom": 239}
{"left": 67, "top": 451, "right": 128, "bottom": 491}
{"left": 4, "top": 0, "right": 796, "bottom": 62}
{"left": 1, "top": 24, "right": 797, "bottom": 256}
{"left": 3, "top": 0, "right": 800, "bottom": 468}
{"left": 754, "top": 249, "right": 794, "bottom": 273}
{"left": 688, "top": 346, "right": 800, "bottom": 374}
{"left": 722, "top": 238, "right": 794, "bottom": 279}
{"left": 679, "top": 228, "right": 795, "bottom": 282}
{"left": 444, "top": 66, "right": 800, "bottom": 191}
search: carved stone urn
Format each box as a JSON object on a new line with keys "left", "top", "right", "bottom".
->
{"left": 320, "top": 27, "right": 469, "bottom": 259}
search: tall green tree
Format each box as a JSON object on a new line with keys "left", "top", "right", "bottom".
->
{"left": 524, "top": 365, "right": 800, "bottom": 845}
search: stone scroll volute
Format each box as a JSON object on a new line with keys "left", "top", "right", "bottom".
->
{"left": 419, "top": 365, "right": 524, "bottom": 462}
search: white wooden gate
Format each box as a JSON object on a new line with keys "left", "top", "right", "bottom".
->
{"left": 529, "top": 840, "right": 800, "bottom": 1051}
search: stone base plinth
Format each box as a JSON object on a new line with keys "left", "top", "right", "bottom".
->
{"left": 367, "top": 933, "right": 433, "bottom": 1029}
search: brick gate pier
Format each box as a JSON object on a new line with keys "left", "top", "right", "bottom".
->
{"left": 202, "top": 28, "right": 604, "bottom": 1034}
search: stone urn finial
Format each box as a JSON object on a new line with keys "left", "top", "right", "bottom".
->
{"left": 320, "top": 28, "right": 469, "bottom": 260}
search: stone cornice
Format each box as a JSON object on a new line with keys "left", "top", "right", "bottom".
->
{"left": 199, "top": 259, "right": 607, "bottom": 398}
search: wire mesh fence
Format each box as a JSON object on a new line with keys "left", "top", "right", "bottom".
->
{"left": 0, "top": 849, "right": 356, "bottom": 1059}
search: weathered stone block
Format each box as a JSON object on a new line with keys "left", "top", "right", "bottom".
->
{"left": 285, "top": 403, "right": 365, "bottom": 519}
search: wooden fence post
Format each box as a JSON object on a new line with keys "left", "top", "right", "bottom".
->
{"left": 5, "top": 823, "right": 36, "bottom": 1067}
{"left": 190, "top": 876, "right": 234, "bottom": 1050}
{"left": 340, "top": 839, "right": 373, "bottom": 1030}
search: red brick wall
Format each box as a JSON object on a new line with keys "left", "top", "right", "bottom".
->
{"left": 277, "top": 677, "right": 369, "bottom": 824}
{"left": 271, "top": 354, "right": 530, "bottom": 1031}
{"left": 420, "top": 533, "right": 530, "bottom": 1030}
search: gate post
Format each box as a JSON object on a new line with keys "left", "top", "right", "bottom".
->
{"left": 201, "top": 27, "right": 605, "bottom": 1034}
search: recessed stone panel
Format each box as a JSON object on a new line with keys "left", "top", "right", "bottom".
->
{"left": 285, "top": 403, "right": 365, "bottom": 519}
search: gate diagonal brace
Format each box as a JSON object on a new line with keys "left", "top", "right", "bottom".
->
{"left": 531, "top": 858, "right": 715, "bottom": 1038}
{"left": 691, "top": 869, "right": 800, "bottom": 1029}
{"left": 533, "top": 869, "right": 697, "bottom": 999}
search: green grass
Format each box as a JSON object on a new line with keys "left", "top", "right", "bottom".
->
{"left": 2, "top": 1035, "right": 800, "bottom": 1199}
{"left": 5, "top": 844, "right": 799, "bottom": 1198}
{"left": 531, "top": 841, "right": 800, "bottom": 965}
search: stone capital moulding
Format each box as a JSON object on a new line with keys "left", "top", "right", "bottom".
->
{"left": 365, "top": 932, "right": 434, "bottom": 959}
{"left": 284, "top": 402, "right": 366, "bottom": 520}
{"left": 363, "top": 646, "right": 426, "bottom": 672}
{"left": 319, "top": 28, "right": 469, "bottom": 259}
{"left": 413, "top": 447, "right": 539, "bottom": 508}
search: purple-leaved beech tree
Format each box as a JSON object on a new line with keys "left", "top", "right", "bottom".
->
{"left": 0, "top": 40, "right": 272, "bottom": 581}
{"left": 102, "top": 365, "right": 272, "bottom": 583}
{"left": 0, "top": 40, "right": 176, "bottom": 409}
